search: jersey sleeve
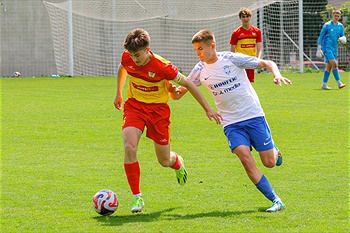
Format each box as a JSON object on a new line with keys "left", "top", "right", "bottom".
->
{"left": 318, "top": 22, "right": 328, "bottom": 46}
{"left": 187, "top": 63, "right": 203, "bottom": 87}
{"left": 230, "top": 30, "right": 239, "bottom": 45}
{"left": 152, "top": 53, "right": 179, "bottom": 81}
{"left": 172, "top": 72, "right": 183, "bottom": 84}
{"left": 256, "top": 28, "right": 262, "bottom": 43}
{"left": 226, "top": 52, "right": 259, "bottom": 69}
{"left": 339, "top": 24, "right": 345, "bottom": 37}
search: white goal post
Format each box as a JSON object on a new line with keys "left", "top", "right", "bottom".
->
{"left": 43, "top": 0, "right": 303, "bottom": 76}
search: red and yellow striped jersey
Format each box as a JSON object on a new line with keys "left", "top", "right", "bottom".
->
{"left": 121, "top": 51, "right": 180, "bottom": 104}
{"left": 230, "top": 25, "right": 262, "bottom": 56}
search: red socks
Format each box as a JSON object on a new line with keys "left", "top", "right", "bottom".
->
{"left": 125, "top": 154, "right": 180, "bottom": 195}
{"left": 124, "top": 161, "right": 141, "bottom": 195}
{"left": 170, "top": 153, "right": 181, "bottom": 170}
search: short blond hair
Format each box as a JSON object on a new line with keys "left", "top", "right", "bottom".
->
{"left": 191, "top": 29, "right": 215, "bottom": 44}
{"left": 332, "top": 9, "right": 341, "bottom": 15}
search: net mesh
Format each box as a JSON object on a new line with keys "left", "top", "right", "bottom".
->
{"left": 43, "top": 0, "right": 300, "bottom": 76}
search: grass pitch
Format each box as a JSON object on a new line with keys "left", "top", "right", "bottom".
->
{"left": 1, "top": 73, "right": 349, "bottom": 232}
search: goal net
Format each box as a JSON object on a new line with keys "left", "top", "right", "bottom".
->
{"left": 43, "top": 0, "right": 300, "bottom": 76}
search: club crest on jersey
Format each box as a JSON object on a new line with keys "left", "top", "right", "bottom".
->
{"left": 224, "top": 65, "right": 232, "bottom": 75}
{"left": 148, "top": 71, "right": 156, "bottom": 78}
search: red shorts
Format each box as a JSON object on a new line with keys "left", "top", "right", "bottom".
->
{"left": 245, "top": 69, "right": 255, "bottom": 82}
{"left": 123, "top": 98, "right": 171, "bottom": 145}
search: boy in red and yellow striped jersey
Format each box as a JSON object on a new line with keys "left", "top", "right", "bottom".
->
{"left": 113, "top": 28, "right": 222, "bottom": 213}
{"left": 230, "top": 8, "right": 262, "bottom": 82}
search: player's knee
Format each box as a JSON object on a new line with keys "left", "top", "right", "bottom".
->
{"left": 124, "top": 142, "right": 137, "bottom": 153}
{"left": 264, "top": 162, "right": 275, "bottom": 168}
{"left": 238, "top": 154, "right": 255, "bottom": 167}
{"left": 262, "top": 159, "right": 275, "bottom": 168}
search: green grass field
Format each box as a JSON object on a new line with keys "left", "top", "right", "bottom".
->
{"left": 1, "top": 73, "right": 349, "bottom": 232}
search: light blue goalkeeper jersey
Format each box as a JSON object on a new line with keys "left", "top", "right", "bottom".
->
{"left": 317, "top": 20, "right": 345, "bottom": 56}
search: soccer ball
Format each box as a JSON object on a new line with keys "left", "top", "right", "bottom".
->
{"left": 13, "top": 71, "right": 21, "bottom": 77}
{"left": 92, "top": 189, "right": 118, "bottom": 216}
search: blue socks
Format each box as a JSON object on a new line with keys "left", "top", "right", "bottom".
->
{"left": 255, "top": 175, "right": 278, "bottom": 202}
{"left": 323, "top": 70, "right": 330, "bottom": 83}
{"left": 332, "top": 69, "right": 340, "bottom": 81}
{"left": 323, "top": 69, "right": 341, "bottom": 85}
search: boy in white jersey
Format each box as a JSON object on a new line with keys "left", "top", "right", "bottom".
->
{"left": 174, "top": 29, "right": 292, "bottom": 212}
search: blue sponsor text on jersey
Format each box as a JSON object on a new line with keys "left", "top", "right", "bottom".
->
{"left": 208, "top": 76, "right": 241, "bottom": 96}
{"left": 208, "top": 77, "right": 237, "bottom": 89}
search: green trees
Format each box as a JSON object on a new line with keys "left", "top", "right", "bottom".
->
{"left": 303, "top": 0, "right": 328, "bottom": 51}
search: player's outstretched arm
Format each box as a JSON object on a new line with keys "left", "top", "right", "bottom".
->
{"left": 178, "top": 75, "right": 222, "bottom": 124}
{"left": 258, "top": 60, "right": 292, "bottom": 86}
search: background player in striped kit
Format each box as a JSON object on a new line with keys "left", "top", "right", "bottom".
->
{"left": 230, "top": 7, "right": 262, "bottom": 83}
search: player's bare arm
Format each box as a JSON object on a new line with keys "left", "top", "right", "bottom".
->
{"left": 177, "top": 75, "right": 222, "bottom": 124}
{"left": 258, "top": 60, "right": 292, "bottom": 86}
{"left": 114, "top": 64, "right": 127, "bottom": 110}
{"left": 230, "top": 44, "right": 237, "bottom": 52}
{"left": 256, "top": 42, "right": 262, "bottom": 59}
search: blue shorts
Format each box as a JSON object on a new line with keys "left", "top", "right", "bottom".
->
{"left": 324, "top": 49, "right": 337, "bottom": 63}
{"left": 223, "top": 116, "right": 275, "bottom": 152}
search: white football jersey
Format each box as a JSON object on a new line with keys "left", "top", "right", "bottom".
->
{"left": 188, "top": 51, "right": 265, "bottom": 127}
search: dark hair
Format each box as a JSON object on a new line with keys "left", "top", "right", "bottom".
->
{"left": 123, "top": 28, "right": 150, "bottom": 52}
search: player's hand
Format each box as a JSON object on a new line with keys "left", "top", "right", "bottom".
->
{"left": 339, "top": 36, "right": 347, "bottom": 44}
{"left": 167, "top": 81, "right": 182, "bottom": 100}
{"left": 206, "top": 109, "right": 223, "bottom": 124}
{"left": 114, "top": 95, "right": 123, "bottom": 110}
{"left": 316, "top": 45, "right": 324, "bottom": 58}
{"left": 166, "top": 81, "right": 177, "bottom": 92}
{"left": 273, "top": 76, "right": 292, "bottom": 86}
{"left": 169, "top": 86, "right": 188, "bottom": 100}
{"left": 316, "top": 50, "right": 324, "bottom": 58}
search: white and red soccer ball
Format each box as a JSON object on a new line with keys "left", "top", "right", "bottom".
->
{"left": 13, "top": 71, "right": 21, "bottom": 77}
{"left": 92, "top": 189, "right": 118, "bottom": 216}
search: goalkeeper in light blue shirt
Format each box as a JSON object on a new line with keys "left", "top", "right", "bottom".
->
{"left": 316, "top": 9, "right": 346, "bottom": 90}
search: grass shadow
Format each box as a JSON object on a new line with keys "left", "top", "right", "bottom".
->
{"left": 313, "top": 88, "right": 345, "bottom": 91}
{"left": 164, "top": 210, "right": 256, "bottom": 220}
{"left": 93, "top": 208, "right": 256, "bottom": 226}
{"left": 93, "top": 208, "right": 178, "bottom": 226}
